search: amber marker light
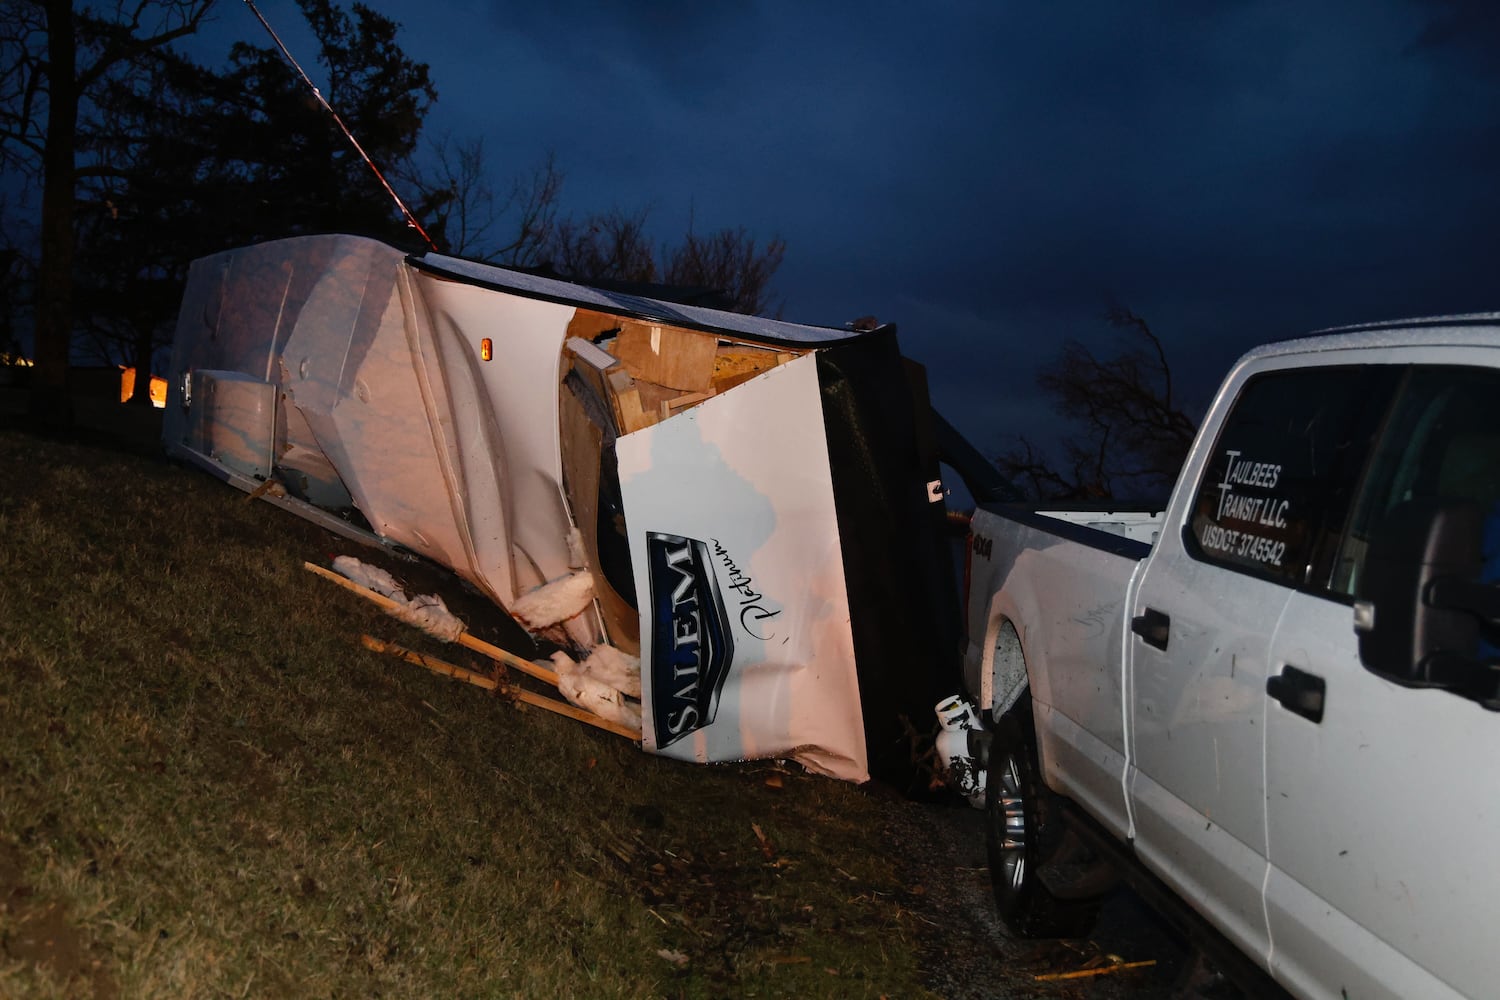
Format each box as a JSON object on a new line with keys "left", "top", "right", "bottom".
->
{"left": 480, "top": 338, "right": 493, "bottom": 361}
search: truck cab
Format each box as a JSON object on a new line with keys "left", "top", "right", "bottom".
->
{"left": 963, "top": 317, "right": 1500, "bottom": 1000}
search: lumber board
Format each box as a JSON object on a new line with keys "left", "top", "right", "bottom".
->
{"left": 607, "top": 369, "right": 655, "bottom": 433}
{"left": 565, "top": 307, "right": 622, "bottom": 343}
{"left": 302, "top": 561, "right": 560, "bottom": 687}
{"left": 360, "top": 635, "right": 641, "bottom": 741}
{"left": 613, "top": 321, "right": 718, "bottom": 393}
{"left": 635, "top": 380, "right": 683, "bottom": 419}
{"left": 661, "top": 390, "right": 711, "bottom": 419}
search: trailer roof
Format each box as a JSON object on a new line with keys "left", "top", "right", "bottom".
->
{"left": 409, "top": 252, "right": 873, "bottom": 348}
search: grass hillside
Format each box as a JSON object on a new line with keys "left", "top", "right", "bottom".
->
{"left": 0, "top": 422, "right": 933, "bottom": 998}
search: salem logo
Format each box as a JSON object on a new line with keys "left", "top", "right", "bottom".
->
{"left": 646, "top": 531, "right": 735, "bottom": 749}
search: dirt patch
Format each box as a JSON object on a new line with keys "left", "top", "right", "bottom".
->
{"left": 0, "top": 841, "right": 118, "bottom": 1000}
{"left": 881, "top": 795, "right": 1201, "bottom": 999}
{"left": 606, "top": 823, "right": 808, "bottom": 984}
{"left": 1, "top": 655, "right": 45, "bottom": 685}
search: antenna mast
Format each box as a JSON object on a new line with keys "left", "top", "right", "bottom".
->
{"left": 241, "top": 0, "right": 437, "bottom": 250}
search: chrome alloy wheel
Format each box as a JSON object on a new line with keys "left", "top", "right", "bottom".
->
{"left": 995, "top": 750, "right": 1028, "bottom": 891}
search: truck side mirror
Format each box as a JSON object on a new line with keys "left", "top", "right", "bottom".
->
{"left": 1355, "top": 498, "right": 1500, "bottom": 708}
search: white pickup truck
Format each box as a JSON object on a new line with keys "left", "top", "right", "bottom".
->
{"left": 951, "top": 316, "right": 1500, "bottom": 999}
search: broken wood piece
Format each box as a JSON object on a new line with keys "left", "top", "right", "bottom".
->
{"left": 244, "top": 477, "right": 283, "bottom": 503}
{"left": 660, "top": 390, "right": 711, "bottom": 419}
{"left": 712, "top": 346, "right": 781, "bottom": 377}
{"left": 363, "top": 633, "right": 495, "bottom": 690}
{"left": 564, "top": 307, "right": 622, "bottom": 345}
{"left": 359, "top": 635, "right": 641, "bottom": 741}
{"left": 1033, "top": 959, "right": 1156, "bottom": 982}
{"left": 607, "top": 369, "right": 655, "bottom": 433}
{"left": 613, "top": 322, "right": 717, "bottom": 393}
{"left": 711, "top": 368, "right": 766, "bottom": 394}
{"left": 302, "top": 561, "right": 560, "bottom": 687}
{"left": 451, "top": 631, "right": 560, "bottom": 689}
{"left": 634, "top": 379, "right": 679, "bottom": 418}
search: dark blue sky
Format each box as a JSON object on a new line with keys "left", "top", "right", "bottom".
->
{"left": 199, "top": 0, "right": 1500, "bottom": 460}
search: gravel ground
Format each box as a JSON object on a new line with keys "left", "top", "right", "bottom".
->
{"left": 886, "top": 794, "right": 1245, "bottom": 1000}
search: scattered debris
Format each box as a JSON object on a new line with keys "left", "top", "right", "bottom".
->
{"left": 581, "top": 644, "right": 642, "bottom": 699}
{"left": 303, "top": 562, "right": 559, "bottom": 688}
{"left": 358, "top": 635, "right": 640, "bottom": 741}
{"left": 751, "top": 823, "right": 775, "bottom": 861}
{"left": 1032, "top": 956, "right": 1156, "bottom": 982}
{"left": 511, "top": 570, "right": 595, "bottom": 631}
{"left": 331, "top": 556, "right": 464, "bottom": 641}
{"left": 550, "top": 651, "right": 643, "bottom": 731}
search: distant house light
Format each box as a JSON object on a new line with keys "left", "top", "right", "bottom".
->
{"left": 120, "top": 367, "right": 167, "bottom": 407}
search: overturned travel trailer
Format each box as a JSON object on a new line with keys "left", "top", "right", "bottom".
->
{"left": 162, "top": 234, "right": 961, "bottom": 786}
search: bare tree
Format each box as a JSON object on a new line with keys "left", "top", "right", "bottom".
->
{"left": 665, "top": 223, "right": 786, "bottom": 317}
{"left": 419, "top": 141, "right": 787, "bottom": 316}
{"left": 540, "top": 207, "right": 658, "bottom": 286}
{"left": 998, "top": 307, "right": 1197, "bottom": 502}
{"left": 0, "top": 0, "right": 213, "bottom": 425}
{"left": 419, "top": 140, "right": 563, "bottom": 266}
{"left": 0, "top": 246, "right": 32, "bottom": 366}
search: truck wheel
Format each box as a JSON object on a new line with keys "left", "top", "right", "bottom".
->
{"left": 985, "top": 696, "right": 1103, "bottom": 938}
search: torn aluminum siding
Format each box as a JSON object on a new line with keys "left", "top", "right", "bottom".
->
{"left": 163, "top": 234, "right": 962, "bottom": 785}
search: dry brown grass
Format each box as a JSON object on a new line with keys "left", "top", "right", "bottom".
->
{"left": 0, "top": 423, "right": 934, "bottom": 999}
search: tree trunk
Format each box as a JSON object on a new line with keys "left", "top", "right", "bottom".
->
{"left": 30, "top": 0, "right": 77, "bottom": 428}
{"left": 127, "top": 323, "right": 156, "bottom": 406}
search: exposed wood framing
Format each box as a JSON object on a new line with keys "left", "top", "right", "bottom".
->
{"left": 360, "top": 634, "right": 641, "bottom": 741}
{"left": 302, "top": 560, "right": 560, "bottom": 688}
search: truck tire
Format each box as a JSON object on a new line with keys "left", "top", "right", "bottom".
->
{"left": 985, "top": 695, "right": 1103, "bottom": 938}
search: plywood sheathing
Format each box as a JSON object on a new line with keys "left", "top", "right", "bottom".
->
{"left": 565, "top": 308, "right": 623, "bottom": 345}
{"left": 607, "top": 369, "right": 654, "bottom": 433}
{"left": 711, "top": 347, "right": 793, "bottom": 393}
{"left": 613, "top": 321, "right": 719, "bottom": 393}
{"left": 565, "top": 305, "right": 822, "bottom": 442}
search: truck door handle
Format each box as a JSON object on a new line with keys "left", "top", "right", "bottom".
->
{"left": 1266, "top": 665, "right": 1326, "bottom": 724}
{"left": 1131, "top": 608, "right": 1170, "bottom": 650}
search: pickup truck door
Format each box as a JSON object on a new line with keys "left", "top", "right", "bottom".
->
{"left": 1128, "top": 526, "right": 1283, "bottom": 967}
{"left": 1128, "top": 362, "right": 1396, "bottom": 972}
{"left": 1263, "top": 363, "right": 1500, "bottom": 1000}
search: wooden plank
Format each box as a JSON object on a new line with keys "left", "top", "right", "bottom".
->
{"left": 608, "top": 369, "right": 655, "bottom": 433}
{"left": 302, "top": 561, "right": 560, "bottom": 688}
{"left": 565, "top": 307, "right": 622, "bottom": 344}
{"left": 712, "top": 368, "right": 766, "bottom": 393}
{"left": 661, "top": 390, "right": 712, "bottom": 418}
{"left": 360, "top": 635, "right": 641, "bottom": 741}
{"left": 635, "top": 380, "right": 681, "bottom": 419}
{"left": 613, "top": 321, "right": 718, "bottom": 393}
{"left": 712, "top": 347, "right": 781, "bottom": 379}
{"left": 710, "top": 345, "right": 793, "bottom": 393}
